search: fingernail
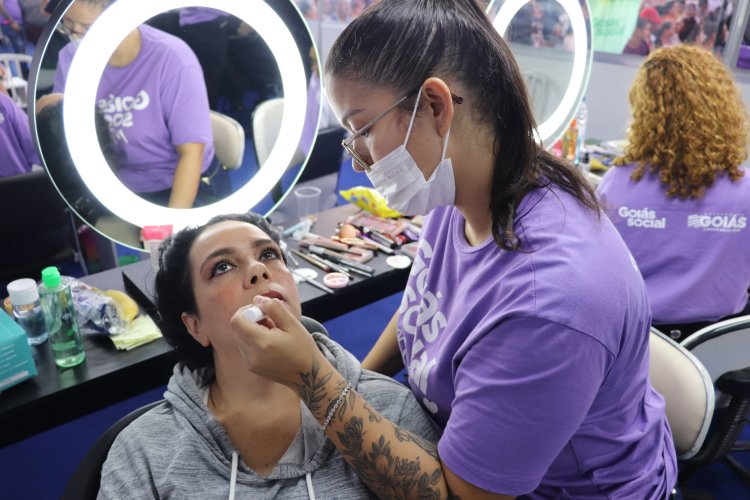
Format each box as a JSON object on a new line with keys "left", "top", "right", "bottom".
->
{"left": 253, "top": 295, "right": 269, "bottom": 305}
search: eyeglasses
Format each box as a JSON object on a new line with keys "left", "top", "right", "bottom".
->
{"left": 56, "top": 18, "right": 91, "bottom": 41}
{"left": 341, "top": 88, "right": 463, "bottom": 171}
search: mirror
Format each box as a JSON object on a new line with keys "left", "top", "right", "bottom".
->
{"left": 30, "top": 0, "right": 320, "bottom": 248}
{"left": 487, "top": 0, "right": 592, "bottom": 147}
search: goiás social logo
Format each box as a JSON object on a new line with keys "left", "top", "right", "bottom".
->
{"left": 617, "top": 206, "right": 666, "bottom": 229}
{"left": 687, "top": 212, "right": 747, "bottom": 232}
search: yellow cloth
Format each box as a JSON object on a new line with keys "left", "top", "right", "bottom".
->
{"left": 110, "top": 315, "right": 162, "bottom": 351}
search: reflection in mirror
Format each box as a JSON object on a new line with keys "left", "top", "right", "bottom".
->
{"left": 31, "top": 0, "right": 318, "bottom": 249}
{"left": 487, "top": 0, "right": 592, "bottom": 146}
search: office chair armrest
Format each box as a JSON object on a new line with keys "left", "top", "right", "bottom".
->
{"left": 716, "top": 367, "right": 750, "bottom": 398}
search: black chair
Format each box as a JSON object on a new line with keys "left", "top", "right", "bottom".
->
{"left": 60, "top": 400, "right": 163, "bottom": 500}
{"left": 677, "top": 316, "right": 750, "bottom": 492}
{"left": 61, "top": 316, "right": 329, "bottom": 500}
{"left": 0, "top": 170, "right": 87, "bottom": 287}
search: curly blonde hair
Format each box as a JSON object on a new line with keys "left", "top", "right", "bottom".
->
{"left": 614, "top": 45, "right": 748, "bottom": 199}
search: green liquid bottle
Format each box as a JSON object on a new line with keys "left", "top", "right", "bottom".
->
{"left": 39, "top": 267, "right": 86, "bottom": 368}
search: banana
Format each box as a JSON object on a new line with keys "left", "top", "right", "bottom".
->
{"left": 103, "top": 290, "right": 138, "bottom": 323}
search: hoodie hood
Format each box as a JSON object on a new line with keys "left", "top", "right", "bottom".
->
{"left": 164, "top": 332, "right": 363, "bottom": 483}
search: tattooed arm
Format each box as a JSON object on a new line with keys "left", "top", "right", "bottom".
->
{"left": 230, "top": 298, "right": 516, "bottom": 500}
{"left": 297, "top": 357, "right": 515, "bottom": 500}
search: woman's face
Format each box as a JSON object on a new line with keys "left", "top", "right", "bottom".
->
{"left": 327, "top": 76, "right": 443, "bottom": 177}
{"left": 62, "top": 2, "right": 105, "bottom": 42}
{"left": 183, "top": 221, "right": 301, "bottom": 354}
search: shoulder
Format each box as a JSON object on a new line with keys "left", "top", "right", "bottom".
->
{"left": 111, "top": 402, "right": 178, "bottom": 451}
{"left": 0, "top": 92, "right": 16, "bottom": 112}
{"left": 597, "top": 163, "right": 639, "bottom": 192}
{"left": 139, "top": 24, "right": 200, "bottom": 67}
{"left": 57, "top": 42, "right": 77, "bottom": 64}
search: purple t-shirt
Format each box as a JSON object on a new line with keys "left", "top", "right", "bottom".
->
{"left": 399, "top": 186, "right": 676, "bottom": 497}
{"left": 738, "top": 45, "right": 750, "bottom": 70}
{"left": 2, "top": 0, "right": 23, "bottom": 24}
{"left": 597, "top": 163, "right": 750, "bottom": 323}
{"left": 0, "top": 92, "right": 39, "bottom": 177}
{"left": 53, "top": 24, "right": 214, "bottom": 193}
{"left": 178, "top": 8, "right": 226, "bottom": 26}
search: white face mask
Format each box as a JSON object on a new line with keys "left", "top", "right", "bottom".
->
{"left": 365, "top": 87, "right": 455, "bottom": 216}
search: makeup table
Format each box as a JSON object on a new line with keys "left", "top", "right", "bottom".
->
{"left": 0, "top": 204, "right": 410, "bottom": 446}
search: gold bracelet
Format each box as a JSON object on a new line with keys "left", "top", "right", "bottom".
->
{"left": 321, "top": 382, "right": 353, "bottom": 432}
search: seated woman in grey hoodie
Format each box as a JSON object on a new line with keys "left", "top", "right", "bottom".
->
{"left": 97, "top": 212, "right": 440, "bottom": 499}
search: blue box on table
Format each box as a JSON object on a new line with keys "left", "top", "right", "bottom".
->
{"left": 0, "top": 309, "right": 37, "bottom": 392}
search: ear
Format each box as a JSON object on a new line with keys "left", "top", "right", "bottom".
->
{"left": 181, "top": 311, "right": 210, "bottom": 347}
{"left": 422, "top": 77, "right": 455, "bottom": 138}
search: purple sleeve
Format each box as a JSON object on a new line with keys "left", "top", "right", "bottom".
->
{"left": 53, "top": 44, "right": 75, "bottom": 93}
{"left": 437, "top": 316, "right": 612, "bottom": 495}
{"left": 11, "top": 103, "right": 40, "bottom": 165}
{"left": 595, "top": 167, "right": 615, "bottom": 204}
{"left": 159, "top": 56, "right": 212, "bottom": 147}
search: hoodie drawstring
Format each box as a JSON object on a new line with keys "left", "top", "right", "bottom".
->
{"left": 226, "top": 452, "right": 315, "bottom": 499}
{"left": 228, "top": 451, "right": 238, "bottom": 500}
{"left": 305, "top": 472, "right": 316, "bottom": 499}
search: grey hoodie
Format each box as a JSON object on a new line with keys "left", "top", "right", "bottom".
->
{"left": 97, "top": 333, "right": 440, "bottom": 499}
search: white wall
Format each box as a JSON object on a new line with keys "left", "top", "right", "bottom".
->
{"left": 585, "top": 54, "right": 750, "bottom": 142}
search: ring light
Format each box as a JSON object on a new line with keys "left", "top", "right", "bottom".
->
{"left": 488, "top": 0, "right": 591, "bottom": 145}
{"left": 64, "top": 0, "right": 308, "bottom": 230}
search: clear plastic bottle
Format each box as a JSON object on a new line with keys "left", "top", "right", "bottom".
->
{"left": 38, "top": 267, "right": 86, "bottom": 368}
{"left": 7, "top": 278, "right": 48, "bottom": 346}
{"left": 575, "top": 98, "right": 588, "bottom": 168}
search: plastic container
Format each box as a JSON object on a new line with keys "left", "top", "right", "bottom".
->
{"left": 580, "top": 151, "right": 591, "bottom": 174}
{"left": 38, "top": 266, "right": 86, "bottom": 368}
{"left": 575, "top": 98, "right": 588, "bottom": 167}
{"left": 142, "top": 225, "right": 173, "bottom": 271}
{"left": 7, "top": 278, "right": 48, "bottom": 346}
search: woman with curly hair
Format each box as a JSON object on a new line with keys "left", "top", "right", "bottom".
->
{"left": 597, "top": 44, "right": 750, "bottom": 340}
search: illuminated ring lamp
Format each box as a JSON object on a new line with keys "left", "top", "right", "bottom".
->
{"left": 64, "top": 0, "right": 307, "bottom": 230}
{"left": 490, "top": 0, "right": 590, "bottom": 146}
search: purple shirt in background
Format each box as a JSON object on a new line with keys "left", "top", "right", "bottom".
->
{"left": 178, "top": 7, "right": 227, "bottom": 26}
{"left": 2, "top": 0, "right": 23, "bottom": 24}
{"left": 0, "top": 92, "right": 39, "bottom": 177}
{"left": 53, "top": 24, "right": 214, "bottom": 193}
{"left": 597, "top": 164, "right": 750, "bottom": 323}
{"left": 623, "top": 40, "right": 650, "bottom": 56}
{"left": 399, "top": 187, "right": 676, "bottom": 497}
{"left": 300, "top": 72, "right": 321, "bottom": 156}
{"left": 737, "top": 45, "right": 750, "bottom": 70}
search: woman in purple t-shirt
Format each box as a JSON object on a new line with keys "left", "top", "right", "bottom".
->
{"left": 598, "top": 45, "right": 750, "bottom": 340}
{"left": 50, "top": 0, "right": 220, "bottom": 209}
{"left": 224, "top": 1, "right": 677, "bottom": 498}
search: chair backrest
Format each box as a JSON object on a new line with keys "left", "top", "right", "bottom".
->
{"left": 0, "top": 53, "right": 32, "bottom": 108}
{"left": 252, "top": 97, "right": 305, "bottom": 170}
{"left": 649, "top": 327, "right": 715, "bottom": 460}
{"left": 209, "top": 110, "right": 245, "bottom": 170}
{"left": 60, "top": 400, "right": 163, "bottom": 500}
{"left": 681, "top": 316, "right": 750, "bottom": 385}
{"left": 62, "top": 316, "right": 329, "bottom": 500}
